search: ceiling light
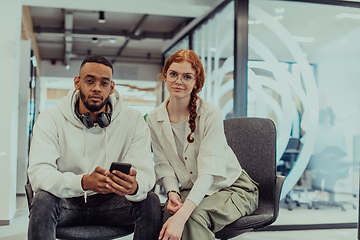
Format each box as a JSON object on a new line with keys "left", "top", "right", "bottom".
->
{"left": 336, "top": 13, "right": 360, "bottom": 19}
{"left": 273, "top": 16, "right": 283, "bottom": 21}
{"left": 66, "top": 65, "right": 70, "bottom": 70}
{"left": 248, "top": 19, "right": 262, "bottom": 25}
{"left": 98, "top": 11, "right": 106, "bottom": 23}
{"left": 275, "top": 8, "right": 285, "bottom": 13}
{"left": 291, "top": 35, "right": 314, "bottom": 43}
{"left": 134, "top": 29, "right": 142, "bottom": 36}
{"left": 109, "top": 38, "right": 116, "bottom": 43}
{"left": 210, "top": 47, "right": 216, "bottom": 52}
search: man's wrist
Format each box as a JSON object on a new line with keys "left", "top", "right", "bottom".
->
{"left": 81, "top": 174, "right": 89, "bottom": 191}
{"left": 167, "top": 190, "right": 181, "bottom": 199}
{"left": 130, "top": 181, "right": 138, "bottom": 195}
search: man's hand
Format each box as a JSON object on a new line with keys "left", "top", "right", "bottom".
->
{"left": 81, "top": 166, "right": 112, "bottom": 194}
{"left": 106, "top": 169, "right": 138, "bottom": 196}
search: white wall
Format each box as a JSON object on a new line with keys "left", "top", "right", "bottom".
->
{"left": 0, "top": 0, "right": 22, "bottom": 225}
{"left": 17, "top": 40, "right": 32, "bottom": 194}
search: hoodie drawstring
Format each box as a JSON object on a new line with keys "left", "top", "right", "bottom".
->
{"left": 105, "top": 128, "right": 108, "bottom": 167}
{"left": 83, "top": 127, "right": 108, "bottom": 203}
{"left": 83, "top": 128, "right": 88, "bottom": 203}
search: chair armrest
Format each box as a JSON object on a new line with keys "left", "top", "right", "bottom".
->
{"left": 272, "top": 175, "right": 285, "bottom": 223}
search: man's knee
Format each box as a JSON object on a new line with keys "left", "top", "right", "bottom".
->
{"left": 30, "top": 190, "right": 60, "bottom": 213}
{"left": 134, "top": 191, "right": 161, "bottom": 219}
{"left": 145, "top": 191, "right": 160, "bottom": 205}
{"left": 143, "top": 192, "right": 161, "bottom": 211}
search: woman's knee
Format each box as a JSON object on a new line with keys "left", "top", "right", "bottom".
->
{"left": 188, "top": 208, "right": 210, "bottom": 229}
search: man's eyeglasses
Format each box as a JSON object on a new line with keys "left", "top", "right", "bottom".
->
{"left": 82, "top": 79, "right": 111, "bottom": 91}
{"left": 166, "top": 71, "right": 195, "bottom": 85}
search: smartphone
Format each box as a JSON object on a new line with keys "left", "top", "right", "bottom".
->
{"left": 109, "top": 162, "right": 132, "bottom": 174}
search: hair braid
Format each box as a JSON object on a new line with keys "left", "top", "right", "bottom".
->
{"left": 187, "top": 90, "right": 198, "bottom": 143}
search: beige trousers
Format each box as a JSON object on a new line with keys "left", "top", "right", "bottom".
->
{"left": 162, "top": 170, "right": 259, "bottom": 240}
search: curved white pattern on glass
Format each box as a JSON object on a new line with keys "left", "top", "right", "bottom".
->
{"left": 191, "top": 2, "right": 318, "bottom": 198}
{"left": 249, "top": 4, "right": 319, "bottom": 199}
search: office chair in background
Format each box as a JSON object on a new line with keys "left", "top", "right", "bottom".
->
{"left": 310, "top": 146, "right": 357, "bottom": 211}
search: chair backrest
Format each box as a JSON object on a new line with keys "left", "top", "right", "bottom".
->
{"left": 223, "top": 117, "right": 277, "bottom": 215}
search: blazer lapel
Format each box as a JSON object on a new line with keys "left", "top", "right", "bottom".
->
{"left": 157, "top": 99, "right": 178, "bottom": 157}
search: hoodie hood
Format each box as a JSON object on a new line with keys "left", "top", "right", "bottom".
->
{"left": 56, "top": 86, "right": 124, "bottom": 128}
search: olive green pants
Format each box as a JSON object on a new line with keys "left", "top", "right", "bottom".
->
{"left": 162, "top": 170, "right": 259, "bottom": 240}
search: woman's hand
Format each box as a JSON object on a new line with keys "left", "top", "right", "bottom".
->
{"left": 158, "top": 214, "right": 186, "bottom": 240}
{"left": 167, "top": 192, "right": 183, "bottom": 214}
{"left": 159, "top": 199, "right": 197, "bottom": 240}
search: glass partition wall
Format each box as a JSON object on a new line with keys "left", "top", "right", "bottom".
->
{"left": 163, "top": 0, "right": 360, "bottom": 230}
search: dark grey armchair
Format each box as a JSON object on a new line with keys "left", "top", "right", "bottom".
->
{"left": 215, "top": 117, "right": 285, "bottom": 240}
{"left": 24, "top": 184, "right": 134, "bottom": 240}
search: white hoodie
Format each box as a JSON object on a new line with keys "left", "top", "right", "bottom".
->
{"left": 28, "top": 87, "right": 155, "bottom": 202}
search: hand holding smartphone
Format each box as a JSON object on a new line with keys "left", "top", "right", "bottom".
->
{"left": 108, "top": 162, "right": 138, "bottom": 195}
{"left": 109, "top": 162, "right": 132, "bottom": 175}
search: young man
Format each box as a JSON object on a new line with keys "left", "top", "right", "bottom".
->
{"left": 27, "top": 56, "right": 161, "bottom": 240}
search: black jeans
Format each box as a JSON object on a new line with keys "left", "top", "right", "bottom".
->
{"left": 28, "top": 191, "right": 161, "bottom": 240}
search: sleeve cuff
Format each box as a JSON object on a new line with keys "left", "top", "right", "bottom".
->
{"left": 71, "top": 174, "right": 87, "bottom": 196}
{"left": 125, "top": 178, "right": 148, "bottom": 202}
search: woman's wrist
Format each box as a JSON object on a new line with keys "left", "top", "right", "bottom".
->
{"left": 173, "top": 207, "right": 190, "bottom": 224}
{"left": 174, "top": 199, "right": 196, "bottom": 222}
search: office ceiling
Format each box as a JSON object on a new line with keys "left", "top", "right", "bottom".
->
{"left": 23, "top": 0, "right": 224, "bottom": 66}
{"left": 23, "top": 0, "right": 360, "bottom": 68}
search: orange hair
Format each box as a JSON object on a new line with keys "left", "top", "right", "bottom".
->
{"left": 162, "top": 50, "right": 205, "bottom": 143}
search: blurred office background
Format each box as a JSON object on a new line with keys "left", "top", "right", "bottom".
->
{"left": 1, "top": 0, "right": 360, "bottom": 239}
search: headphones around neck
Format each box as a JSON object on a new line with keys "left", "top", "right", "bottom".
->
{"left": 75, "top": 100, "right": 112, "bottom": 129}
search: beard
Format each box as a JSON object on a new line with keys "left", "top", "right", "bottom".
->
{"left": 79, "top": 88, "right": 109, "bottom": 112}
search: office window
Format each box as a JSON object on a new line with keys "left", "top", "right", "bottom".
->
{"left": 250, "top": 0, "right": 360, "bottom": 225}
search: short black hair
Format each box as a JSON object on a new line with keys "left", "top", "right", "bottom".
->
{"left": 80, "top": 55, "right": 113, "bottom": 74}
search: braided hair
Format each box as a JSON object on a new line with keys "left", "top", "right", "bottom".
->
{"left": 161, "top": 50, "right": 205, "bottom": 143}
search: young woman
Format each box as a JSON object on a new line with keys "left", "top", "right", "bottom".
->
{"left": 147, "top": 50, "right": 258, "bottom": 240}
